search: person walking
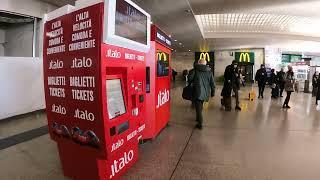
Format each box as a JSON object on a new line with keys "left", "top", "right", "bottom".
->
{"left": 278, "top": 68, "right": 285, "bottom": 97}
{"left": 283, "top": 65, "right": 295, "bottom": 108}
{"left": 188, "top": 58, "right": 215, "bottom": 129}
{"left": 221, "top": 60, "right": 238, "bottom": 111}
{"left": 270, "top": 69, "right": 279, "bottom": 98}
{"left": 233, "top": 68, "right": 242, "bottom": 110}
{"left": 255, "top": 64, "right": 267, "bottom": 98}
{"left": 316, "top": 73, "right": 320, "bottom": 105}
{"left": 312, "top": 72, "right": 318, "bottom": 97}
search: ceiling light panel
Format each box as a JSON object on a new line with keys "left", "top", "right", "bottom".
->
{"left": 195, "top": 13, "right": 320, "bottom": 38}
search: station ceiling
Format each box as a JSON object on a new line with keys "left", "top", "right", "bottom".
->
{"left": 41, "top": 0, "right": 320, "bottom": 53}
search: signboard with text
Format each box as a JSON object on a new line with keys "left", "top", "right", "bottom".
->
{"left": 43, "top": 1, "right": 149, "bottom": 180}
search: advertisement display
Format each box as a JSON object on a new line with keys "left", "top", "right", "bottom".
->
{"left": 143, "top": 25, "right": 171, "bottom": 140}
{"left": 43, "top": 1, "right": 150, "bottom": 179}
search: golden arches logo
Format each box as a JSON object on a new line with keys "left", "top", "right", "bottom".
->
{"left": 239, "top": 53, "right": 250, "bottom": 62}
{"left": 199, "top": 52, "right": 210, "bottom": 62}
{"left": 157, "top": 52, "right": 167, "bottom": 61}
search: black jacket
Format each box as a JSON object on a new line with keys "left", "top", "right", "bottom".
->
{"left": 255, "top": 68, "right": 267, "bottom": 85}
{"left": 277, "top": 71, "right": 285, "bottom": 84}
{"left": 221, "top": 64, "right": 237, "bottom": 97}
{"left": 270, "top": 72, "right": 278, "bottom": 85}
{"left": 312, "top": 74, "right": 318, "bottom": 87}
{"left": 188, "top": 64, "right": 215, "bottom": 101}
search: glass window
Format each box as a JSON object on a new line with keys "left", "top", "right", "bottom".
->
{"left": 157, "top": 50, "right": 169, "bottom": 77}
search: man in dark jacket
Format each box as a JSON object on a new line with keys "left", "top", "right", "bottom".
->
{"left": 277, "top": 68, "right": 285, "bottom": 97}
{"left": 221, "top": 60, "right": 240, "bottom": 111}
{"left": 188, "top": 59, "right": 215, "bottom": 129}
{"left": 255, "top": 64, "right": 267, "bottom": 98}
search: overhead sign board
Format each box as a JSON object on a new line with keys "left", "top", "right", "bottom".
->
{"left": 235, "top": 52, "right": 254, "bottom": 64}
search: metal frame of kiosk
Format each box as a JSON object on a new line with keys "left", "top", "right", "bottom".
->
{"left": 43, "top": 0, "right": 150, "bottom": 179}
{"left": 143, "top": 25, "right": 172, "bottom": 140}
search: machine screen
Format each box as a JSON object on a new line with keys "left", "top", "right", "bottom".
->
{"left": 106, "top": 79, "right": 126, "bottom": 119}
{"left": 115, "top": 0, "right": 147, "bottom": 45}
{"left": 157, "top": 51, "right": 169, "bottom": 77}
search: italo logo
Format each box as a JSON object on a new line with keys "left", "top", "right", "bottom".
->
{"left": 157, "top": 52, "right": 167, "bottom": 61}
{"left": 106, "top": 49, "right": 121, "bottom": 59}
{"left": 156, "top": 89, "right": 169, "bottom": 108}
{"left": 199, "top": 52, "right": 210, "bottom": 62}
{"left": 110, "top": 150, "right": 134, "bottom": 179}
{"left": 239, "top": 52, "right": 250, "bottom": 62}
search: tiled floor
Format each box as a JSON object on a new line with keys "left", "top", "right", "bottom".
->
{"left": 1, "top": 84, "right": 320, "bottom": 180}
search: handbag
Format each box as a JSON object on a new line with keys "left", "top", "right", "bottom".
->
{"left": 182, "top": 84, "right": 193, "bottom": 101}
{"left": 182, "top": 69, "right": 196, "bottom": 101}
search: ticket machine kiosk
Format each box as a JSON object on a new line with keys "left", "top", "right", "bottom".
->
{"left": 143, "top": 25, "right": 172, "bottom": 140}
{"left": 43, "top": 0, "right": 150, "bottom": 179}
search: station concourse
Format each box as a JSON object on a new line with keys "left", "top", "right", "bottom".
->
{"left": 1, "top": 0, "right": 320, "bottom": 180}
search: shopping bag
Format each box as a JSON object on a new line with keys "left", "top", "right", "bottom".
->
{"left": 182, "top": 85, "right": 193, "bottom": 101}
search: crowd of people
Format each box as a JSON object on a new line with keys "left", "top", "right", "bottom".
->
{"left": 186, "top": 58, "right": 299, "bottom": 130}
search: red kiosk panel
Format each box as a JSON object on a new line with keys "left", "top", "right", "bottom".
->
{"left": 43, "top": 1, "right": 150, "bottom": 179}
{"left": 143, "top": 25, "right": 172, "bottom": 140}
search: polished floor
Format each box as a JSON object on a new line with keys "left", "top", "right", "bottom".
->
{"left": 1, "top": 83, "right": 320, "bottom": 180}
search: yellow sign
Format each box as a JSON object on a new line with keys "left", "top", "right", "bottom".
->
{"left": 199, "top": 52, "right": 210, "bottom": 62}
{"left": 157, "top": 52, "right": 167, "bottom": 61}
{"left": 239, "top": 52, "right": 250, "bottom": 62}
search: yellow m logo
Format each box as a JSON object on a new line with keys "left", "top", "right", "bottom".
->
{"left": 239, "top": 53, "right": 250, "bottom": 62}
{"left": 157, "top": 52, "right": 167, "bottom": 61}
{"left": 199, "top": 52, "right": 210, "bottom": 62}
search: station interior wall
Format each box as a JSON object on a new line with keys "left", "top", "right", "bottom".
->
{"left": 0, "top": 0, "right": 57, "bottom": 120}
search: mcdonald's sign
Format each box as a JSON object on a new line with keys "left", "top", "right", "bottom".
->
{"left": 235, "top": 52, "right": 254, "bottom": 64}
{"left": 194, "top": 52, "right": 214, "bottom": 63}
{"left": 157, "top": 52, "right": 168, "bottom": 61}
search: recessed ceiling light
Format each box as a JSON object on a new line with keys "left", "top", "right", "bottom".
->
{"left": 150, "top": 21, "right": 153, "bottom": 24}
{"left": 169, "top": 35, "right": 172, "bottom": 38}
{"left": 174, "top": 39, "right": 177, "bottom": 42}
{"left": 179, "top": 42, "right": 182, "bottom": 45}
{"left": 188, "top": 50, "right": 191, "bottom": 52}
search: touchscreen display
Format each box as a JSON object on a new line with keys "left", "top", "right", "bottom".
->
{"left": 106, "top": 79, "right": 126, "bottom": 119}
{"left": 115, "top": 0, "right": 147, "bottom": 45}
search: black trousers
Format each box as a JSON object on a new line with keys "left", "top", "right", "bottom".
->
{"left": 279, "top": 82, "right": 285, "bottom": 96}
{"left": 284, "top": 91, "right": 292, "bottom": 106}
{"left": 195, "top": 100, "right": 204, "bottom": 125}
{"left": 258, "top": 84, "right": 265, "bottom": 97}
{"left": 233, "top": 89, "right": 240, "bottom": 107}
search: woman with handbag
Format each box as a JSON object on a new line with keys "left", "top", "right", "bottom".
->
{"left": 187, "top": 58, "right": 215, "bottom": 129}
{"left": 283, "top": 65, "right": 295, "bottom": 108}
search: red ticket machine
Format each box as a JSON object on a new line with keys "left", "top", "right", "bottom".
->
{"left": 143, "top": 25, "right": 172, "bottom": 140}
{"left": 43, "top": 0, "right": 150, "bottom": 179}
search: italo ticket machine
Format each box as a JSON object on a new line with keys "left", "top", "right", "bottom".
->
{"left": 143, "top": 25, "right": 172, "bottom": 140}
{"left": 43, "top": 0, "right": 150, "bottom": 179}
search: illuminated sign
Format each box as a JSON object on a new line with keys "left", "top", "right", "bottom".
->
{"left": 151, "top": 25, "right": 172, "bottom": 48}
{"left": 194, "top": 51, "right": 215, "bottom": 75}
{"left": 157, "top": 52, "right": 167, "bottom": 61}
{"left": 200, "top": 52, "right": 210, "bottom": 62}
{"left": 235, "top": 52, "right": 254, "bottom": 64}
